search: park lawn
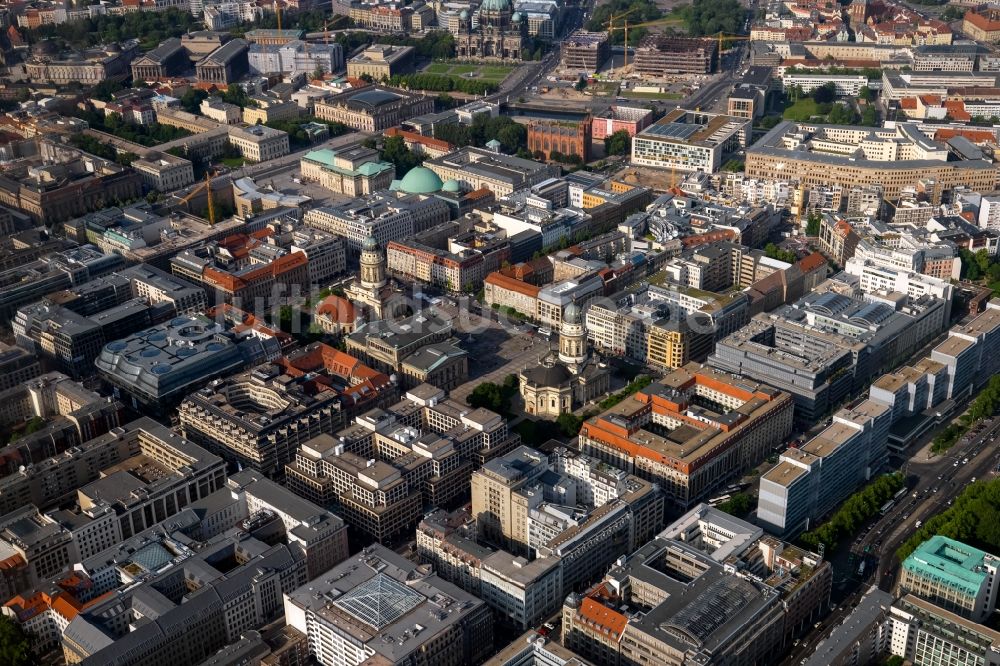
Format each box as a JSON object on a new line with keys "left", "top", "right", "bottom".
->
{"left": 221, "top": 157, "right": 246, "bottom": 167}
{"left": 480, "top": 65, "right": 515, "bottom": 76}
{"left": 420, "top": 62, "right": 515, "bottom": 87}
{"left": 783, "top": 97, "right": 823, "bottom": 121}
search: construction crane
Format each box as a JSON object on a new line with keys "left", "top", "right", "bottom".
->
{"left": 713, "top": 32, "right": 751, "bottom": 54}
{"left": 606, "top": 15, "right": 682, "bottom": 74}
{"left": 602, "top": 7, "right": 639, "bottom": 78}
{"left": 274, "top": 1, "right": 282, "bottom": 32}
{"left": 180, "top": 171, "right": 218, "bottom": 224}
{"left": 205, "top": 171, "right": 215, "bottom": 226}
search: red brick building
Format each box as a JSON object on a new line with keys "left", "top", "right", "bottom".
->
{"left": 590, "top": 105, "right": 653, "bottom": 140}
{"left": 528, "top": 116, "right": 592, "bottom": 162}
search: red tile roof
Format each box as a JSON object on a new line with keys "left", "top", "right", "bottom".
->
{"left": 316, "top": 294, "right": 356, "bottom": 323}
{"left": 796, "top": 252, "right": 827, "bottom": 273}
{"left": 484, "top": 272, "right": 541, "bottom": 298}
{"left": 578, "top": 597, "right": 627, "bottom": 638}
{"left": 384, "top": 126, "right": 454, "bottom": 152}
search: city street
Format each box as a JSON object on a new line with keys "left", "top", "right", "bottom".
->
{"left": 782, "top": 416, "right": 1000, "bottom": 665}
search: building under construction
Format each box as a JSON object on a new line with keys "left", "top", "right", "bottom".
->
{"left": 634, "top": 35, "right": 717, "bottom": 76}
{"left": 561, "top": 31, "right": 611, "bottom": 73}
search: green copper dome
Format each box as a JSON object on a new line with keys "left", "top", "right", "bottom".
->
{"left": 481, "top": 0, "right": 512, "bottom": 11}
{"left": 442, "top": 179, "right": 461, "bottom": 193}
{"left": 398, "top": 166, "right": 443, "bottom": 194}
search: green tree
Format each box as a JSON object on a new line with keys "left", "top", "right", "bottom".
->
{"left": 0, "top": 614, "right": 33, "bottom": 666}
{"left": 180, "top": 88, "right": 209, "bottom": 114}
{"left": 812, "top": 82, "right": 837, "bottom": 105}
{"left": 827, "top": 102, "right": 859, "bottom": 125}
{"left": 587, "top": 0, "right": 662, "bottom": 44}
{"left": 764, "top": 242, "right": 797, "bottom": 263}
{"left": 861, "top": 106, "right": 878, "bottom": 126}
{"left": 677, "top": 0, "right": 745, "bottom": 37}
{"left": 976, "top": 248, "right": 991, "bottom": 274}
{"left": 718, "top": 493, "right": 753, "bottom": 517}
{"left": 556, "top": 412, "right": 584, "bottom": 437}
{"left": 604, "top": 129, "right": 632, "bottom": 156}
{"left": 805, "top": 212, "right": 821, "bottom": 237}
{"left": 575, "top": 76, "right": 587, "bottom": 92}
{"left": 91, "top": 78, "right": 124, "bottom": 102}
{"left": 858, "top": 86, "right": 875, "bottom": 103}
{"left": 381, "top": 135, "right": 421, "bottom": 178}
{"left": 468, "top": 376, "right": 518, "bottom": 413}
{"left": 496, "top": 123, "right": 526, "bottom": 153}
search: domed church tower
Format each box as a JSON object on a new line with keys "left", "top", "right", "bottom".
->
{"left": 558, "top": 303, "right": 588, "bottom": 371}
{"left": 360, "top": 235, "right": 387, "bottom": 289}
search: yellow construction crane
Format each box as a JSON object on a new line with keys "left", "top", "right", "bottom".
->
{"left": 604, "top": 16, "right": 686, "bottom": 75}
{"left": 180, "top": 171, "right": 217, "bottom": 224}
{"left": 602, "top": 7, "right": 639, "bottom": 77}
{"left": 274, "top": 1, "right": 282, "bottom": 31}
{"left": 205, "top": 171, "right": 215, "bottom": 226}
{"left": 714, "top": 32, "right": 751, "bottom": 53}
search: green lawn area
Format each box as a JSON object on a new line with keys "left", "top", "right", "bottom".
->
{"left": 783, "top": 98, "right": 824, "bottom": 121}
{"left": 221, "top": 156, "right": 247, "bottom": 167}
{"left": 424, "top": 61, "right": 515, "bottom": 83}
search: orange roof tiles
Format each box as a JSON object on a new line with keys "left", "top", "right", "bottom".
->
{"left": 933, "top": 128, "right": 997, "bottom": 144}
{"left": 384, "top": 127, "right": 454, "bottom": 153}
{"left": 796, "top": 252, "right": 827, "bottom": 273}
{"left": 942, "top": 99, "right": 971, "bottom": 122}
{"left": 51, "top": 594, "right": 82, "bottom": 621}
{"left": 316, "top": 294, "right": 356, "bottom": 323}
{"left": 964, "top": 9, "right": 1000, "bottom": 33}
{"left": 484, "top": 272, "right": 541, "bottom": 298}
{"left": 466, "top": 187, "right": 493, "bottom": 201}
{"left": 203, "top": 266, "right": 244, "bottom": 292}
{"left": 682, "top": 230, "right": 737, "bottom": 247}
{"left": 579, "top": 597, "right": 627, "bottom": 638}
{"left": 273, "top": 251, "right": 308, "bottom": 276}
{"left": 899, "top": 98, "right": 918, "bottom": 110}
{"left": 834, "top": 220, "right": 854, "bottom": 237}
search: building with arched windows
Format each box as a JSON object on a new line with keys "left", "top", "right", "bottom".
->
{"left": 455, "top": 0, "right": 525, "bottom": 60}
{"left": 527, "top": 116, "right": 593, "bottom": 162}
{"left": 519, "top": 303, "right": 610, "bottom": 417}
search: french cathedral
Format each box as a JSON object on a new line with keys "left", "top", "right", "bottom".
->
{"left": 519, "top": 304, "right": 611, "bottom": 418}
{"left": 344, "top": 235, "right": 397, "bottom": 321}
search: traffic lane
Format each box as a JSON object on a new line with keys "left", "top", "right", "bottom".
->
{"left": 783, "top": 588, "right": 868, "bottom": 666}
{"left": 873, "top": 422, "right": 1000, "bottom": 588}
{"left": 860, "top": 417, "right": 1000, "bottom": 552}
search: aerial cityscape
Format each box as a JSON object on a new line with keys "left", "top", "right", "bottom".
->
{"left": 1, "top": 0, "right": 1000, "bottom": 664}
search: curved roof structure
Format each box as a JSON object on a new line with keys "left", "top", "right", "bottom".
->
{"left": 661, "top": 576, "right": 760, "bottom": 647}
{"left": 397, "top": 166, "right": 443, "bottom": 194}
{"left": 481, "top": 0, "right": 512, "bottom": 11}
{"left": 806, "top": 292, "right": 852, "bottom": 317}
{"left": 347, "top": 88, "right": 402, "bottom": 110}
